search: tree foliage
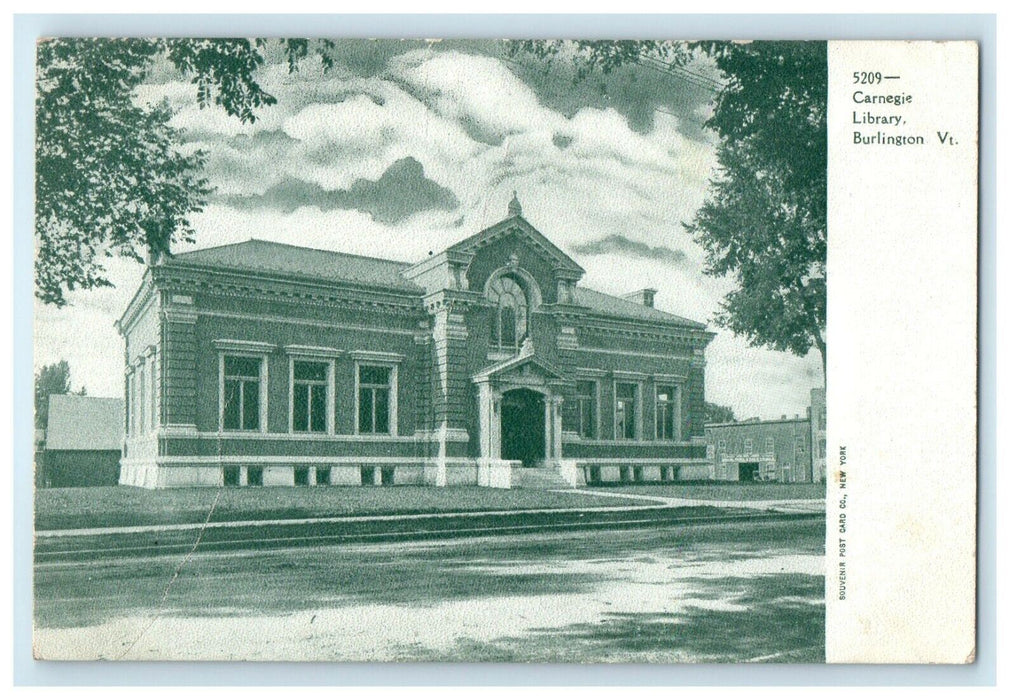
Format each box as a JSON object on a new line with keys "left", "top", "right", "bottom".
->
{"left": 510, "top": 40, "right": 827, "bottom": 373}
{"left": 704, "top": 401, "right": 736, "bottom": 424}
{"left": 35, "top": 38, "right": 333, "bottom": 307}
{"left": 35, "top": 360, "right": 71, "bottom": 428}
{"left": 688, "top": 42, "right": 826, "bottom": 373}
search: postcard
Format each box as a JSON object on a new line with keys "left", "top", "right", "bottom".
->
{"left": 30, "top": 37, "right": 977, "bottom": 664}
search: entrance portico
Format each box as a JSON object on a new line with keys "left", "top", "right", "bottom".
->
{"left": 473, "top": 349, "right": 566, "bottom": 466}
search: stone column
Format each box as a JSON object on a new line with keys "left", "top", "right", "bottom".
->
{"left": 413, "top": 321, "right": 432, "bottom": 434}
{"left": 688, "top": 352, "right": 707, "bottom": 440}
{"left": 492, "top": 393, "right": 502, "bottom": 460}
{"left": 552, "top": 396, "right": 564, "bottom": 459}
{"left": 544, "top": 397, "right": 552, "bottom": 462}
{"left": 431, "top": 305, "right": 469, "bottom": 431}
{"left": 477, "top": 381, "right": 493, "bottom": 461}
{"left": 161, "top": 301, "right": 199, "bottom": 431}
{"left": 430, "top": 300, "right": 469, "bottom": 486}
{"left": 555, "top": 323, "right": 579, "bottom": 434}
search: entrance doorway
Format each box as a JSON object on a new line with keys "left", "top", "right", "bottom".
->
{"left": 501, "top": 388, "right": 545, "bottom": 467}
{"left": 738, "top": 462, "right": 760, "bottom": 482}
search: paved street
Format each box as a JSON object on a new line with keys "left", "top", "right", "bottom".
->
{"left": 34, "top": 517, "right": 825, "bottom": 663}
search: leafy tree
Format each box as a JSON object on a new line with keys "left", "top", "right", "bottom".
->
{"left": 704, "top": 401, "right": 736, "bottom": 424}
{"left": 510, "top": 41, "right": 827, "bottom": 374}
{"left": 35, "top": 360, "right": 71, "bottom": 429}
{"left": 35, "top": 38, "right": 333, "bottom": 307}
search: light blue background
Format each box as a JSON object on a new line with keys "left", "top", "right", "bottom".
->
{"left": 13, "top": 13, "right": 997, "bottom": 686}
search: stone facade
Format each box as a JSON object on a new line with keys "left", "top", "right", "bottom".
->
{"left": 117, "top": 199, "right": 715, "bottom": 488}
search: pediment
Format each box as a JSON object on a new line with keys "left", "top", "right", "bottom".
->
{"left": 472, "top": 353, "right": 566, "bottom": 386}
{"left": 447, "top": 216, "right": 584, "bottom": 280}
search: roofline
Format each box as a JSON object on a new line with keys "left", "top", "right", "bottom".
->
{"left": 48, "top": 394, "right": 123, "bottom": 403}
{"left": 579, "top": 307, "right": 711, "bottom": 332}
{"left": 174, "top": 238, "right": 413, "bottom": 268}
{"left": 705, "top": 417, "right": 810, "bottom": 428}
{"left": 157, "top": 259, "right": 426, "bottom": 300}
{"left": 575, "top": 287, "right": 709, "bottom": 330}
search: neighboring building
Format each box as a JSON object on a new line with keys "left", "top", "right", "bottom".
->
{"left": 810, "top": 387, "right": 827, "bottom": 482}
{"left": 37, "top": 395, "right": 124, "bottom": 487}
{"left": 704, "top": 388, "right": 826, "bottom": 483}
{"left": 116, "top": 196, "right": 715, "bottom": 488}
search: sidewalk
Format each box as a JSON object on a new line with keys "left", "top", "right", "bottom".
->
{"left": 564, "top": 488, "right": 826, "bottom": 514}
{"left": 36, "top": 491, "right": 824, "bottom": 540}
{"left": 35, "top": 500, "right": 675, "bottom": 539}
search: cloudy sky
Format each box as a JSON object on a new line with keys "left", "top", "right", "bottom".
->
{"left": 33, "top": 39, "right": 824, "bottom": 420}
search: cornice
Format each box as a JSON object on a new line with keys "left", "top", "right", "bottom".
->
{"left": 283, "top": 345, "right": 344, "bottom": 358}
{"left": 116, "top": 273, "right": 156, "bottom": 337}
{"left": 423, "top": 289, "right": 483, "bottom": 314}
{"left": 579, "top": 320, "right": 714, "bottom": 345}
{"left": 212, "top": 339, "right": 277, "bottom": 354}
{"left": 351, "top": 350, "right": 405, "bottom": 364}
{"left": 154, "top": 266, "right": 425, "bottom": 317}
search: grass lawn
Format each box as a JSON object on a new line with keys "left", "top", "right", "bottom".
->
{"left": 35, "top": 485, "right": 650, "bottom": 531}
{"left": 595, "top": 481, "right": 825, "bottom": 501}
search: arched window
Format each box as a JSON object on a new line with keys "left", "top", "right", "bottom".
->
{"left": 487, "top": 275, "right": 528, "bottom": 350}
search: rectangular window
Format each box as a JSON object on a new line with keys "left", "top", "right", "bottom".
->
{"left": 358, "top": 365, "right": 392, "bottom": 434}
{"left": 294, "top": 467, "right": 310, "bottom": 486}
{"left": 718, "top": 439, "right": 726, "bottom": 453}
{"left": 222, "top": 355, "right": 262, "bottom": 431}
{"left": 576, "top": 380, "right": 597, "bottom": 439}
{"left": 292, "top": 360, "right": 329, "bottom": 433}
{"left": 223, "top": 466, "right": 240, "bottom": 487}
{"left": 500, "top": 307, "right": 516, "bottom": 349}
{"left": 655, "top": 386, "right": 675, "bottom": 440}
{"left": 615, "top": 382, "right": 637, "bottom": 440}
{"left": 360, "top": 465, "right": 375, "bottom": 485}
{"left": 247, "top": 467, "right": 263, "bottom": 486}
{"left": 315, "top": 467, "right": 331, "bottom": 486}
{"left": 744, "top": 438, "right": 753, "bottom": 453}
{"left": 765, "top": 436, "right": 775, "bottom": 452}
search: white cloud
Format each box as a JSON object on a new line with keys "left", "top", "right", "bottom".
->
{"left": 705, "top": 332, "right": 824, "bottom": 419}
{"left": 389, "top": 49, "right": 567, "bottom": 138}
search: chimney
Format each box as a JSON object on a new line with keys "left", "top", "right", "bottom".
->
{"left": 623, "top": 288, "right": 657, "bottom": 308}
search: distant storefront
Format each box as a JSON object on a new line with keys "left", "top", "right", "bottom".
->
{"left": 704, "top": 388, "right": 826, "bottom": 483}
{"left": 37, "top": 395, "right": 124, "bottom": 487}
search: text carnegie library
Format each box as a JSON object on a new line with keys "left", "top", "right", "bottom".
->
{"left": 852, "top": 111, "right": 902, "bottom": 126}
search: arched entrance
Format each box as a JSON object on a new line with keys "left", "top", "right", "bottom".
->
{"left": 500, "top": 388, "right": 545, "bottom": 467}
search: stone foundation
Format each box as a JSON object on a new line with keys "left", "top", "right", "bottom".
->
{"left": 119, "top": 458, "right": 713, "bottom": 489}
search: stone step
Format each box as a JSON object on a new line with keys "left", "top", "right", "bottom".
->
{"left": 510, "top": 468, "right": 570, "bottom": 489}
